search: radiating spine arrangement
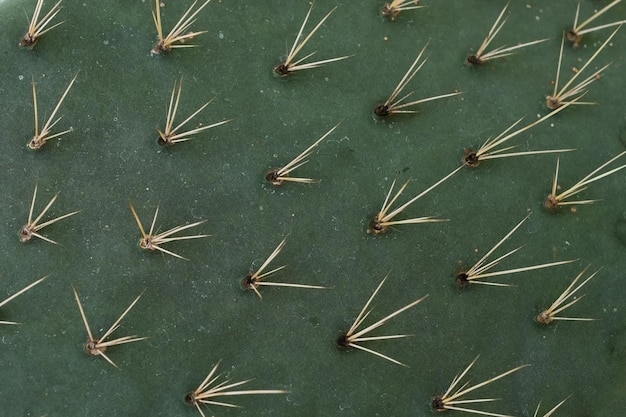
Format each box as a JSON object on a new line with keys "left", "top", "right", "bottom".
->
{"left": 20, "top": 0, "right": 64, "bottom": 48}
{"left": 72, "top": 288, "right": 146, "bottom": 368}
{"left": 185, "top": 360, "right": 287, "bottom": 417}
{"left": 28, "top": 73, "right": 78, "bottom": 150}
{"left": 19, "top": 183, "right": 80, "bottom": 244}
{"left": 536, "top": 266, "right": 599, "bottom": 324}
{"left": 367, "top": 165, "right": 463, "bottom": 235}
{"left": 151, "top": 0, "right": 212, "bottom": 55}
{"left": 0, "top": 275, "right": 49, "bottom": 325}
{"left": 273, "top": 5, "right": 350, "bottom": 76}
{"left": 265, "top": 123, "right": 340, "bottom": 185}
{"left": 336, "top": 274, "right": 428, "bottom": 366}
{"left": 374, "top": 42, "right": 461, "bottom": 117}
{"left": 467, "top": 2, "right": 549, "bottom": 65}
{"left": 157, "top": 78, "right": 231, "bottom": 147}
{"left": 240, "top": 238, "right": 327, "bottom": 299}
{"left": 545, "top": 151, "right": 626, "bottom": 212}
{"left": 5, "top": 1, "right": 626, "bottom": 416}
{"left": 432, "top": 356, "right": 529, "bottom": 416}
{"left": 567, "top": 0, "right": 626, "bottom": 47}
{"left": 129, "top": 202, "right": 211, "bottom": 260}
{"left": 546, "top": 26, "right": 621, "bottom": 110}
{"left": 456, "top": 215, "right": 576, "bottom": 287}
{"left": 462, "top": 103, "right": 576, "bottom": 168}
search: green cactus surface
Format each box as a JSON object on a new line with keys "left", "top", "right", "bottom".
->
{"left": 1, "top": 0, "right": 626, "bottom": 416}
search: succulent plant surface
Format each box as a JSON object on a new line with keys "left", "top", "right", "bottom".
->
{"left": 1, "top": 0, "right": 625, "bottom": 416}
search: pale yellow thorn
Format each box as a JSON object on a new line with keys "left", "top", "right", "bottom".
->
{"left": 129, "top": 202, "right": 211, "bottom": 260}
{"left": 467, "top": 2, "right": 549, "bottom": 65}
{"left": 28, "top": 72, "right": 78, "bottom": 150}
{"left": 186, "top": 360, "right": 287, "bottom": 416}
{"left": 266, "top": 122, "right": 341, "bottom": 186}
{"left": 20, "top": 0, "right": 65, "bottom": 48}
{"left": 0, "top": 275, "right": 49, "bottom": 325}
{"left": 72, "top": 288, "right": 147, "bottom": 367}
{"left": 274, "top": 5, "right": 351, "bottom": 76}
{"left": 381, "top": 0, "right": 425, "bottom": 21}
{"left": 337, "top": 274, "right": 428, "bottom": 366}
{"left": 151, "top": 0, "right": 212, "bottom": 55}
{"left": 19, "top": 183, "right": 80, "bottom": 245}
{"left": 457, "top": 214, "right": 576, "bottom": 287}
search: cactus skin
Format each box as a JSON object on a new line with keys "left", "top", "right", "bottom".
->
{"left": 0, "top": 0, "right": 625, "bottom": 415}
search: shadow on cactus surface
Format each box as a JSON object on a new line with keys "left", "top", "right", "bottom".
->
{"left": 1, "top": 0, "right": 625, "bottom": 416}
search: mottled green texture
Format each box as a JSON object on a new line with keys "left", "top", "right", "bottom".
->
{"left": 1, "top": 0, "right": 625, "bottom": 416}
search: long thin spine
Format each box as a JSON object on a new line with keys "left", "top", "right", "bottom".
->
{"left": 32, "top": 77, "right": 40, "bottom": 137}
{"left": 552, "top": 34, "right": 566, "bottom": 98}
{"left": 385, "top": 42, "right": 429, "bottom": 106}
{"left": 284, "top": 5, "right": 313, "bottom": 64}
{"left": 152, "top": 0, "right": 163, "bottom": 41}
{"left": 98, "top": 292, "right": 144, "bottom": 342}
{"left": 389, "top": 91, "right": 462, "bottom": 113}
{"left": 533, "top": 396, "right": 570, "bottom": 417}
{"left": 72, "top": 288, "right": 94, "bottom": 341}
{"left": 468, "top": 259, "right": 576, "bottom": 281}
{"left": 574, "top": 0, "right": 622, "bottom": 32}
{"left": 166, "top": 0, "right": 212, "bottom": 42}
{"left": 475, "top": 3, "right": 510, "bottom": 58}
{"left": 275, "top": 122, "right": 340, "bottom": 178}
{"left": 286, "top": 7, "right": 337, "bottom": 67}
{"left": 32, "top": 209, "right": 80, "bottom": 234}
{"left": 479, "top": 38, "right": 549, "bottom": 61}
{"left": 556, "top": 26, "right": 620, "bottom": 98}
{"left": 346, "top": 275, "right": 388, "bottom": 336}
{"left": 0, "top": 275, "right": 49, "bottom": 311}
{"left": 555, "top": 151, "right": 626, "bottom": 201}
{"left": 577, "top": 20, "right": 626, "bottom": 36}
{"left": 378, "top": 179, "right": 410, "bottom": 220}
{"left": 38, "top": 73, "right": 78, "bottom": 139}
{"left": 129, "top": 202, "right": 147, "bottom": 239}
{"left": 161, "top": 222, "right": 208, "bottom": 239}
{"left": 253, "top": 238, "right": 287, "bottom": 278}
{"left": 445, "top": 364, "right": 529, "bottom": 402}
{"left": 346, "top": 342, "right": 408, "bottom": 367}
{"left": 32, "top": 1, "right": 64, "bottom": 37}
{"left": 382, "top": 165, "right": 462, "bottom": 222}
{"left": 479, "top": 101, "right": 573, "bottom": 157}
{"left": 148, "top": 206, "right": 159, "bottom": 236}
{"left": 165, "top": 80, "right": 182, "bottom": 135}
{"left": 349, "top": 295, "right": 428, "bottom": 340}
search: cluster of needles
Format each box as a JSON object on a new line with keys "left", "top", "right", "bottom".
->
{"left": 9, "top": 2, "right": 626, "bottom": 417}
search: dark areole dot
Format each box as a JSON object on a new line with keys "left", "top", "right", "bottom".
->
{"left": 545, "top": 194, "right": 561, "bottom": 213}
{"left": 456, "top": 272, "right": 469, "bottom": 288}
{"left": 432, "top": 396, "right": 445, "bottom": 410}
{"left": 463, "top": 149, "right": 480, "bottom": 167}
{"left": 374, "top": 104, "right": 390, "bottom": 117}
{"left": 241, "top": 275, "right": 255, "bottom": 289}
{"left": 336, "top": 334, "right": 349, "bottom": 348}
{"left": 467, "top": 54, "right": 482, "bottom": 65}
{"left": 157, "top": 136, "right": 170, "bottom": 147}
{"left": 274, "top": 63, "right": 290, "bottom": 76}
